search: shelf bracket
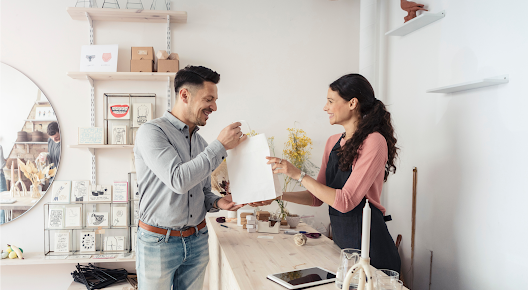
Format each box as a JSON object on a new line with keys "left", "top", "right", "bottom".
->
{"left": 85, "top": 12, "right": 94, "bottom": 45}
{"left": 86, "top": 75, "right": 96, "bottom": 185}
{"left": 166, "top": 15, "right": 171, "bottom": 55}
{"left": 167, "top": 76, "right": 172, "bottom": 110}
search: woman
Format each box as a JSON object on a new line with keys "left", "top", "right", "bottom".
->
{"left": 263, "top": 74, "right": 400, "bottom": 272}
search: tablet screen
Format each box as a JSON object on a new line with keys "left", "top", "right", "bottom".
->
{"left": 271, "top": 267, "right": 336, "bottom": 286}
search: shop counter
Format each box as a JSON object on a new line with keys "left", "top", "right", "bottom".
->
{"left": 207, "top": 217, "right": 342, "bottom": 290}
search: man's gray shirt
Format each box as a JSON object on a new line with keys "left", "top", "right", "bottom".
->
{"left": 134, "top": 111, "right": 226, "bottom": 230}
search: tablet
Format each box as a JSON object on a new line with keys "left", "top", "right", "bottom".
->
{"left": 267, "top": 266, "right": 336, "bottom": 289}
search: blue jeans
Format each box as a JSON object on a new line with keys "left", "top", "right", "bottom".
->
{"left": 0, "top": 171, "right": 6, "bottom": 192}
{"left": 136, "top": 225, "right": 210, "bottom": 290}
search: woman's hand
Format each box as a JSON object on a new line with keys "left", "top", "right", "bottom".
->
{"left": 217, "top": 194, "right": 244, "bottom": 211}
{"left": 266, "top": 156, "right": 301, "bottom": 180}
{"left": 247, "top": 198, "right": 276, "bottom": 207}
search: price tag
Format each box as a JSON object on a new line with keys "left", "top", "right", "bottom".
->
{"left": 95, "top": 226, "right": 105, "bottom": 235}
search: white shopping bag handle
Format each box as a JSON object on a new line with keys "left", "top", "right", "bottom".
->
{"left": 236, "top": 120, "right": 252, "bottom": 135}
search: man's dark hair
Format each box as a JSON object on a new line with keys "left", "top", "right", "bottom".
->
{"left": 47, "top": 121, "right": 59, "bottom": 136}
{"left": 174, "top": 65, "right": 220, "bottom": 95}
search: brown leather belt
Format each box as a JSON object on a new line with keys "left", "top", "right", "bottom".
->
{"left": 139, "top": 219, "right": 206, "bottom": 237}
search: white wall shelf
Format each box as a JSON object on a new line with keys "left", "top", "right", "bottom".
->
{"left": 69, "top": 144, "right": 134, "bottom": 149}
{"left": 67, "top": 7, "right": 187, "bottom": 23}
{"left": 14, "top": 142, "right": 48, "bottom": 144}
{"left": 386, "top": 11, "right": 445, "bottom": 36}
{"left": 68, "top": 72, "right": 176, "bottom": 81}
{"left": 24, "top": 119, "right": 56, "bottom": 122}
{"left": 0, "top": 252, "right": 134, "bottom": 266}
{"left": 427, "top": 75, "right": 509, "bottom": 94}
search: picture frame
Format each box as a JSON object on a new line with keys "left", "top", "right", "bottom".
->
{"left": 80, "top": 231, "right": 96, "bottom": 252}
{"left": 108, "top": 103, "right": 131, "bottom": 120}
{"left": 88, "top": 185, "right": 112, "bottom": 202}
{"left": 131, "top": 227, "right": 137, "bottom": 252}
{"left": 64, "top": 206, "right": 82, "bottom": 228}
{"left": 112, "top": 205, "right": 128, "bottom": 227}
{"left": 35, "top": 106, "right": 56, "bottom": 121}
{"left": 132, "top": 201, "right": 139, "bottom": 225}
{"left": 112, "top": 181, "right": 128, "bottom": 202}
{"left": 78, "top": 127, "right": 104, "bottom": 145}
{"left": 54, "top": 232, "right": 70, "bottom": 253}
{"left": 71, "top": 181, "right": 90, "bottom": 202}
{"left": 104, "top": 236, "right": 125, "bottom": 251}
{"left": 48, "top": 207, "right": 64, "bottom": 229}
{"left": 87, "top": 212, "right": 109, "bottom": 227}
{"left": 80, "top": 44, "right": 118, "bottom": 72}
{"left": 111, "top": 125, "right": 128, "bottom": 145}
{"left": 50, "top": 181, "right": 71, "bottom": 203}
{"left": 131, "top": 174, "right": 139, "bottom": 200}
{"left": 132, "top": 103, "right": 152, "bottom": 127}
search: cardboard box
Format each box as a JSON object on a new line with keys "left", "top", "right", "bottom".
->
{"left": 157, "top": 59, "right": 179, "bottom": 73}
{"left": 131, "top": 47, "right": 154, "bottom": 60}
{"left": 131, "top": 60, "right": 153, "bottom": 72}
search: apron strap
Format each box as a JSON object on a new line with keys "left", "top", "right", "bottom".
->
{"left": 384, "top": 215, "right": 392, "bottom": 222}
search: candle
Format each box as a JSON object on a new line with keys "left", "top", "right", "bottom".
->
{"left": 361, "top": 199, "right": 371, "bottom": 259}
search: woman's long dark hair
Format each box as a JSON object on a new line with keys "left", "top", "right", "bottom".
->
{"left": 330, "top": 74, "right": 398, "bottom": 181}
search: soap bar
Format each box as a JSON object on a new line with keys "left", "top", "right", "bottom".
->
{"left": 156, "top": 50, "right": 169, "bottom": 60}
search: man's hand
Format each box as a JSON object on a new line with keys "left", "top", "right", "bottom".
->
{"left": 217, "top": 122, "right": 248, "bottom": 150}
{"left": 217, "top": 194, "right": 244, "bottom": 211}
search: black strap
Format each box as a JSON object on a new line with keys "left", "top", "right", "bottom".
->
{"left": 384, "top": 215, "right": 392, "bottom": 222}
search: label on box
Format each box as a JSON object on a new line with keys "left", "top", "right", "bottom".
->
{"left": 137, "top": 50, "right": 148, "bottom": 55}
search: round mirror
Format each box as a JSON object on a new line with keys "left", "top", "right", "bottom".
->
{"left": 0, "top": 63, "right": 61, "bottom": 224}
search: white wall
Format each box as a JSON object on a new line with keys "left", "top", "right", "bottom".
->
{"left": 0, "top": 0, "right": 360, "bottom": 289}
{"left": 379, "top": 0, "right": 528, "bottom": 289}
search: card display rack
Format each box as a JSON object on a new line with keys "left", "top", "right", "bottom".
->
{"left": 43, "top": 180, "right": 137, "bottom": 257}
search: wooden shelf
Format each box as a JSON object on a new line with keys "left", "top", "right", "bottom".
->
{"left": 0, "top": 252, "right": 134, "bottom": 266}
{"left": 386, "top": 10, "right": 445, "bottom": 36}
{"left": 69, "top": 144, "right": 134, "bottom": 149}
{"left": 68, "top": 72, "right": 176, "bottom": 81}
{"left": 24, "top": 119, "right": 56, "bottom": 122}
{"left": 427, "top": 75, "right": 509, "bottom": 94}
{"left": 67, "top": 7, "right": 187, "bottom": 23}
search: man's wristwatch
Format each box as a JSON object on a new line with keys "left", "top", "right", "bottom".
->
{"left": 213, "top": 197, "right": 221, "bottom": 209}
{"left": 298, "top": 171, "right": 306, "bottom": 183}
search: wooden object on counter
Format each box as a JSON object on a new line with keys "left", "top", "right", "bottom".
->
{"left": 256, "top": 210, "right": 270, "bottom": 221}
{"left": 256, "top": 220, "right": 280, "bottom": 234}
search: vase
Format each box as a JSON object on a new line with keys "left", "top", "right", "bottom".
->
{"left": 30, "top": 184, "right": 42, "bottom": 198}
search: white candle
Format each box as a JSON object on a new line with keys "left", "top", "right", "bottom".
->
{"left": 361, "top": 199, "right": 371, "bottom": 259}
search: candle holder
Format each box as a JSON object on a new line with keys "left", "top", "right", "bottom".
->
{"left": 341, "top": 257, "right": 375, "bottom": 290}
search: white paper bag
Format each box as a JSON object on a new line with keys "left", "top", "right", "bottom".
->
{"left": 226, "top": 133, "right": 282, "bottom": 204}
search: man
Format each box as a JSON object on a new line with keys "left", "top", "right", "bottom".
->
{"left": 134, "top": 65, "right": 247, "bottom": 290}
{"left": 46, "top": 121, "right": 61, "bottom": 169}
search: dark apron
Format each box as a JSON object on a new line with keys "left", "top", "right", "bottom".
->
{"left": 327, "top": 135, "right": 401, "bottom": 272}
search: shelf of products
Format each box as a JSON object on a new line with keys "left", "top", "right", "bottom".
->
{"left": 426, "top": 75, "right": 509, "bottom": 94}
{"left": 14, "top": 142, "right": 48, "bottom": 145}
{"left": 43, "top": 180, "right": 139, "bottom": 258}
{"left": 23, "top": 119, "right": 56, "bottom": 122}
{"left": 386, "top": 10, "right": 445, "bottom": 36}
{"left": 67, "top": 7, "right": 187, "bottom": 23}
{"left": 67, "top": 72, "right": 176, "bottom": 81}
{"left": 69, "top": 145, "right": 134, "bottom": 149}
{"left": 0, "top": 252, "right": 134, "bottom": 266}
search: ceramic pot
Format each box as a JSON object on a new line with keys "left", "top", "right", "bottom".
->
{"left": 16, "top": 131, "right": 28, "bottom": 142}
